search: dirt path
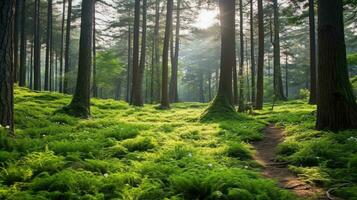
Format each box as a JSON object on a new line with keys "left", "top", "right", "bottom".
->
{"left": 253, "top": 124, "right": 327, "bottom": 200}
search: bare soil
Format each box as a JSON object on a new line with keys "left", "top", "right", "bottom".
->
{"left": 253, "top": 124, "right": 328, "bottom": 200}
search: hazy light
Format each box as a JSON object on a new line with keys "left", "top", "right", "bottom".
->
{"left": 193, "top": 9, "right": 219, "bottom": 29}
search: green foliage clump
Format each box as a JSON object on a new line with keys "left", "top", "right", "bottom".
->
{"left": 297, "top": 88, "right": 310, "bottom": 99}
{"left": 226, "top": 143, "right": 252, "bottom": 160}
{"left": 169, "top": 169, "right": 296, "bottom": 200}
{"left": 122, "top": 137, "right": 156, "bottom": 152}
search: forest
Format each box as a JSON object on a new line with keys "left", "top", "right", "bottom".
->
{"left": 0, "top": 0, "right": 357, "bottom": 199}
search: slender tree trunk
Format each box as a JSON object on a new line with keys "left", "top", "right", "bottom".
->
{"left": 45, "top": 0, "right": 53, "bottom": 91}
{"left": 92, "top": 2, "right": 97, "bottom": 98}
{"left": 130, "top": 0, "right": 141, "bottom": 106}
{"left": 199, "top": 73, "right": 204, "bottom": 103}
{"left": 203, "top": 0, "right": 236, "bottom": 117}
{"left": 59, "top": 0, "right": 66, "bottom": 93}
{"left": 255, "top": 0, "right": 264, "bottom": 110}
{"left": 285, "top": 53, "right": 288, "bottom": 97}
{"left": 154, "top": 0, "right": 161, "bottom": 102}
{"left": 126, "top": 23, "right": 132, "bottom": 102}
{"left": 308, "top": 0, "right": 317, "bottom": 104}
{"left": 316, "top": 0, "right": 357, "bottom": 131}
{"left": 272, "top": 0, "right": 286, "bottom": 101}
{"left": 66, "top": 0, "right": 94, "bottom": 118}
{"left": 208, "top": 73, "right": 212, "bottom": 101}
{"left": 250, "top": 0, "right": 256, "bottom": 105}
{"left": 63, "top": 0, "right": 72, "bottom": 94}
{"left": 14, "top": 0, "right": 21, "bottom": 83}
{"left": 0, "top": 0, "right": 15, "bottom": 132}
{"left": 19, "top": 0, "right": 27, "bottom": 87}
{"left": 160, "top": 0, "right": 173, "bottom": 109}
{"left": 150, "top": 36, "right": 155, "bottom": 103}
{"left": 238, "top": 0, "right": 245, "bottom": 112}
{"left": 33, "top": 0, "right": 41, "bottom": 91}
{"left": 169, "top": 0, "right": 181, "bottom": 103}
{"left": 30, "top": 40, "right": 33, "bottom": 89}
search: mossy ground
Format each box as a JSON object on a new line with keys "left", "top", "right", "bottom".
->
{"left": 256, "top": 100, "right": 357, "bottom": 199}
{"left": 0, "top": 87, "right": 296, "bottom": 200}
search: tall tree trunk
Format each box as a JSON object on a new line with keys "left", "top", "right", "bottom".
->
{"left": 316, "top": 0, "right": 357, "bottom": 131}
{"left": 50, "top": 30, "right": 54, "bottom": 91}
{"left": 208, "top": 73, "right": 212, "bottom": 101}
{"left": 130, "top": 0, "right": 141, "bottom": 106}
{"left": 0, "top": 0, "right": 15, "bottom": 132}
{"left": 203, "top": 0, "right": 236, "bottom": 117}
{"left": 63, "top": 0, "right": 72, "bottom": 94}
{"left": 199, "top": 73, "right": 204, "bottom": 103}
{"left": 14, "top": 0, "right": 21, "bottom": 83}
{"left": 19, "top": 0, "right": 27, "bottom": 87}
{"left": 33, "top": 0, "right": 41, "bottom": 91}
{"left": 132, "top": 0, "right": 147, "bottom": 106}
{"left": 59, "top": 0, "right": 66, "bottom": 93}
{"left": 92, "top": 2, "right": 97, "bottom": 98}
{"left": 126, "top": 23, "right": 132, "bottom": 102}
{"left": 255, "top": 0, "right": 264, "bottom": 110}
{"left": 238, "top": 0, "right": 245, "bottom": 112}
{"left": 273, "top": 0, "right": 286, "bottom": 100}
{"left": 308, "top": 0, "right": 317, "bottom": 105}
{"left": 66, "top": 0, "right": 94, "bottom": 118}
{"left": 150, "top": 36, "right": 155, "bottom": 103}
{"left": 154, "top": 0, "right": 161, "bottom": 103}
{"left": 285, "top": 53, "right": 288, "bottom": 97}
{"left": 250, "top": 0, "right": 256, "bottom": 105}
{"left": 45, "top": 0, "right": 53, "bottom": 91}
{"left": 169, "top": 0, "right": 181, "bottom": 103}
{"left": 160, "top": 0, "right": 173, "bottom": 109}
{"left": 30, "top": 39, "right": 33, "bottom": 89}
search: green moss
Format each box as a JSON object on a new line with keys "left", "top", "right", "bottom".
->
{"left": 0, "top": 87, "right": 301, "bottom": 199}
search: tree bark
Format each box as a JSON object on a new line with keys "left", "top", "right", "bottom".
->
{"left": 273, "top": 0, "right": 286, "bottom": 101}
{"left": 19, "top": 0, "right": 27, "bottom": 87}
{"left": 160, "top": 0, "right": 173, "bottom": 109}
{"left": 250, "top": 0, "right": 256, "bottom": 105}
{"left": 66, "top": 0, "right": 94, "bottom": 118}
{"left": 92, "top": 2, "right": 97, "bottom": 98}
{"left": 45, "top": 0, "right": 53, "bottom": 91}
{"left": 14, "top": 0, "right": 21, "bottom": 83}
{"left": 64, "top": 0, "right": 72, "bottom": 94}
{"left": 255, "top": 0, "right": 264, "bottom": 110}
{"left": 59, "top": 0, "right": 66, "bottom": 93}
{"left": 169, "top": 0, "right": 181, "bottom": 103}
{"left": 130, "top": 0, "right": 142, "bottom": 106}
{"left": 316, "top": 0, "right": 357, "bottom": 131}
{"left": 0, "top": 0, "right": 15, "bottom": 132}
{"left": 238, "top": 0, "right": 245, "bottom": 112}
{"left": 308, "top": 0, "right": 317, "bottom": 105}
{"left": 203, "top": 0, "right": 236, "bottom": 117}
{"left": 153, "top": 0, "right": 161, "bottom": 103}
{"left": 126, "top": 22, "right": 132, "bottom": 102}
{"left": 33, "top": 0, "right": 41, "bottom": 91}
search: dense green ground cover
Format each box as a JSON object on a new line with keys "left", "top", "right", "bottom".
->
{"left": 0, "top": 88, "right": 296, "bottom": 200}
{"left": 257, "top": 101, "right": 357, "bottom": 199}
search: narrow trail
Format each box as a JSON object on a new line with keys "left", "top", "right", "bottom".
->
{"left": 253, "top": 124, "right": 327, "bottom": 200}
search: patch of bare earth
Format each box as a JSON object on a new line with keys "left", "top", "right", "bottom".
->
{"left": 253, "top": 124, "right": 328, "bottom": 200}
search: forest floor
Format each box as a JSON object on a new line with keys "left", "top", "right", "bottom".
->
{"left": 0, "top": 87, "right": 356, "bottom": 200}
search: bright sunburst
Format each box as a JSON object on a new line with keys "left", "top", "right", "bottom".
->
{"left": 193, "top": 9, "right": 219, "bottom": 29}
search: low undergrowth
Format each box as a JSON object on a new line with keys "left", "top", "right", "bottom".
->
{"left": 0, "top": 87, "right": 296, "bottom": 200}
{"left": 256, "top": 101, "right": 357, "bottom": 199}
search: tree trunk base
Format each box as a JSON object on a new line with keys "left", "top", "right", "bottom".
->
{"left": 62, "top": 102, "right": 90, "bottom": 119}
{"left": 200, "top": 94, "right": 236, "bottom": 121}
